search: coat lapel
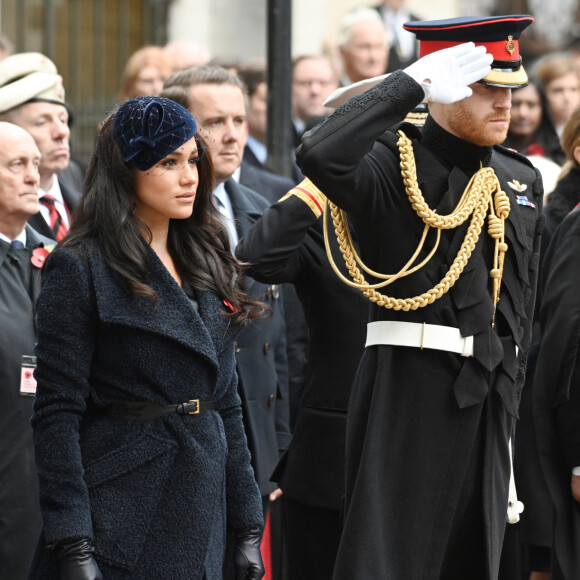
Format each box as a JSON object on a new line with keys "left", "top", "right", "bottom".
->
{"left": 88, "top": 244, "right": 231, "bottom": 370}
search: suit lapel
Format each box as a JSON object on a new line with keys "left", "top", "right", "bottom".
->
{"left": 25, "top": 225, "right": 54, "bottom": 299}
{"left": 224, "top": 178, "right": 263, "bottom": 238}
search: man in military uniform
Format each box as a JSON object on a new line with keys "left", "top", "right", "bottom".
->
{"left": 298, "top": 15, "right": 542, "bottom": 580}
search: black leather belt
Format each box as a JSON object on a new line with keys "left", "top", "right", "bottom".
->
{"left": 103, "top": 399, "right": 217, "bottom": 421}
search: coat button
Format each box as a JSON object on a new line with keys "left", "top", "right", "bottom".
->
{"left": 234, "top": 341, "right": 241, "bottom": 353}
{"left": 268, "top": 394, "right": 275, "bottom": 406}
{"left": 263, "top": 342, "right": 270, "bottom": 354}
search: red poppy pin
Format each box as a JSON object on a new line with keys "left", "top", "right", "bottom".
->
{"left": 31, "top": 244, "right": 54, "bottom": 269}
{"left": 223, "top": 298, "right": 242, "bottom": 313}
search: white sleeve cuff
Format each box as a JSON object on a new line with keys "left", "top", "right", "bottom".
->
{"left": 572, "top": 466, "right": 580, "bottom": 476}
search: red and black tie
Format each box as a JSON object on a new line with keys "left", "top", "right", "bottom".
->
{"left": 40, "top": 194, "right": 68, "bottom": 241}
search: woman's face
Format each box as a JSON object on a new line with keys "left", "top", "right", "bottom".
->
{"left": 545, "top": 72, "right": 580, "bottom": 127}
{"left": 509, "top": 84, "right": 543, "bottom": 139}
{"left": 133, "top": 136, "right": 200, "bottom": 229}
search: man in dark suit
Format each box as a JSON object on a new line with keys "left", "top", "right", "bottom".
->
{"left": 336, "top": 7, "right": 390, "bottom": 86}
{"left": 291, "top": 55, "right": 339, "bottom": 147}
{"left": 161, "top": 68, "right": 291, "bottom": 571}
{"left": 374, "top": 0, "right": 419, "bottom": 71}
{"left": 0, "top": 52, "right": 81, "bottom": 242}
{"left": 0, "top": 122, "right": 54, "bottom": 580}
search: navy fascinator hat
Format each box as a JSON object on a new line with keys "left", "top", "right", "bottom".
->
{"left": 114, "top": 96, "right": 198, "bottom": 171}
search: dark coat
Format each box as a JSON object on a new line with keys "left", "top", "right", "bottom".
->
{"left": 28, "top": 240, "right": 263, "bottom": 579}
{"left": 242, "top": 145, "right": 304, "bottom": 184}
{"left": 514, "top": 166, "right": 580, "bottom": 553}
{"left": 27, "top": 179, "right": 81, "bottom": 241}
{"left": 224, "top": 178, "right": 291, "bottom": 496}
{"left": 0, "top": 226, "right": 53, "bottom": 580}
{"left": 533, "top": 207, "right": 580, "bottom": 580}
{"left": 543, "top": 167, "right": 580, "bottom": 254}
{"left": 298, "top": 70, "right": 543, "bottom": 580}
{"left": 236, "top": 193, "right": 368, "bottom": 510}
{"left": 239, "top": 160, "right": 295, "bottom": 205}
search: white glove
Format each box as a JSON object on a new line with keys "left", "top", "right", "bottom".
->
{"left": 404, "top": 42, "right": 493, "bottom": 104}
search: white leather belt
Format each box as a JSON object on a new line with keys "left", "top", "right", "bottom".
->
{"left": 365, "top": 320, "right": 474, "bottom": 357}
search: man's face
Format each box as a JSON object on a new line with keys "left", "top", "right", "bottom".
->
{"left": 246, "top": 81, "right": 268, "bottom": 143}
{"left": 0, "top": 124, "right": 41, "bottom": 229}
{"left": 188, "top": 83, "right": 247, "bottom": 184}
{"left": 292, "top": 57, "right": 339, "bottom": 121}
{"left": 341, "top": 21, "right": 389, "bottom": 83}
{"left": 9, "top": 101, "right": 70, "bottom": 185}
{"left": 431, "top": 83, "right": 512, "bottom": 147}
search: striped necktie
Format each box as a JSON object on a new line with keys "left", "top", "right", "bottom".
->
{"left": 40, "top": 194, "right": 68, "bottom": 241}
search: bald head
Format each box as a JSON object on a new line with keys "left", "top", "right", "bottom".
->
{"left": 164, "top": 39, "right": 211, "bottom": 71}
{"left": 0, "top": 121, "right": 41, "bottom": 238}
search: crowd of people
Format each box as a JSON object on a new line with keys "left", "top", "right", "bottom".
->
{"left": 1, "top": 2, "right": 580, "bottom": 580}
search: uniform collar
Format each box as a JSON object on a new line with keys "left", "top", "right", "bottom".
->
{"left": 421, "top": 115, "right": 492, "bottom": 172}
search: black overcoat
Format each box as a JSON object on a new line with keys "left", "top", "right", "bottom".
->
{"left": 28, "top": 240, "right": 263, "bottom": 579}
{"left": 0, "top": 226, "right": 53, "bottom": 580}
{"left": 297, "top": 70, "right": 543, "bottom": 580}
{"left": 533, "top": 207, "right": 580, "bottom": 580}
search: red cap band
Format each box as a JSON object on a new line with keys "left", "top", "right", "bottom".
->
{"left": 420, "top": 39, "right": 520, "bottom": 62}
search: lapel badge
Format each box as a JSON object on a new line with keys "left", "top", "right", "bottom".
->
{"left": 507, "top": 179, "right": 527, "bottom": 192}
{"left": 506, "top": 35, "right": 515, "bottom": 55}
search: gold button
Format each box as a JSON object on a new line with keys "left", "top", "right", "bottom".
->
{"left": 234, "top": 341, "right": 241, "bottom": 353}
{"left": 268, "top": 394, "right": 275, "bottom": 406}
{"left": 263, "top": 342, "right": 270, "bottom": 354}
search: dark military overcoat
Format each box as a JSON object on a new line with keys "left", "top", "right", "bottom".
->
{"left": 298, "top": 70, "right": 543, "bottom": 580}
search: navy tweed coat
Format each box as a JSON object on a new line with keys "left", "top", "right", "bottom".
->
{"left": 28, "top": 239, "right": 263, "bottom": 579}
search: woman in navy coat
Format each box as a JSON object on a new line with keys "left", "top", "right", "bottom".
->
{"left": 28, "top": 97, "right": 265, "bottom": 579}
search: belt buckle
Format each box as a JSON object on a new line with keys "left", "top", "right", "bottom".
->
{"left": 187, "top": 399, "right": 200, "bottom": 414}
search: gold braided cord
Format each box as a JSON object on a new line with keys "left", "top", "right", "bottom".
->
{"left": 323, "top": 204, "right": 442, "bottom": 290}
{"left": 323, "top": 129, "right": 510, "bottom": 320}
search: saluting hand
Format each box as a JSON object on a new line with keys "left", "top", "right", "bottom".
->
{"left": 404, "top": 42, "right": 493, "bottom": 104}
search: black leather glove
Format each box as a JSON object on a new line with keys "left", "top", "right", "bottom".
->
{"left": 234, "top": 526, "right": 265, "bottom": 580}
{"left": 52, "top": 538, "right": 103, "bottom": 580}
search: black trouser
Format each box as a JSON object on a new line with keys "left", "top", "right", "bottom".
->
{"left": 440, "top": 411, "right": 486, "bottom": 580}
{"left": 282, "top": 496, "right": 342, "bottom": 580}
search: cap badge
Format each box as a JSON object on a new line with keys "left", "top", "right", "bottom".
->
{"left": 508, "top": 179, "right": 527, "bottom": 192}
{"left": 506, "top": 35, "right": 516, "bottom": 55}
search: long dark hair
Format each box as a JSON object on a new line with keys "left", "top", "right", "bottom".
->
{"left": 60, "top": 113, "right": 265, "bottom": 323}
{"left": 504, "top": 75, "right": 565, "bottom": 165}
